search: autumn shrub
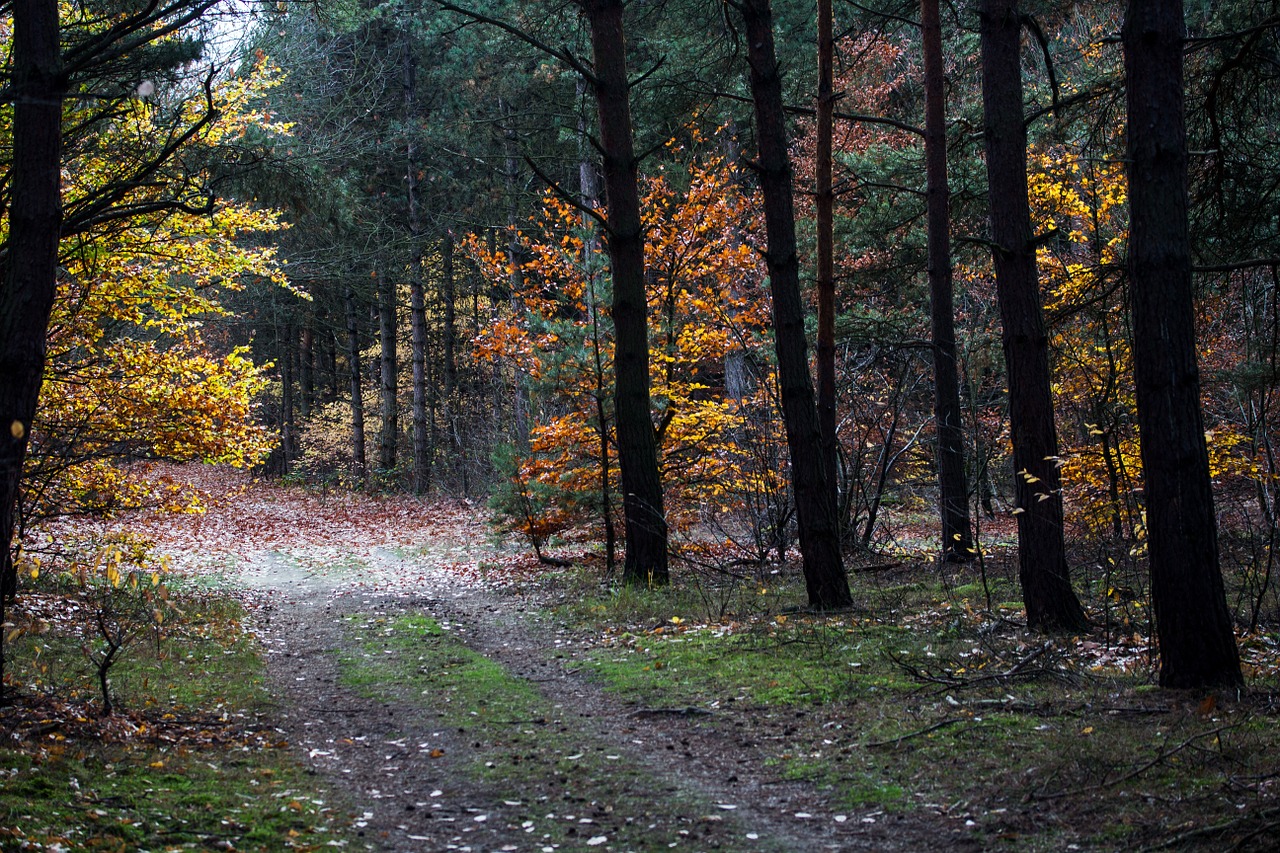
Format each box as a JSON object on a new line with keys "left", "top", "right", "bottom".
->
{"left": 487, "top": 442, "right": 592, "bottom": 563}
{"left": 467, "top": 148, "right": 781, "bottom": 563}
{"left": 7, "top": 529, "right": 175, "bottom": 715}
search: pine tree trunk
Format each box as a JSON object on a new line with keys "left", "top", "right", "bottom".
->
{"left": 378, "top": 269, "right": 398, "bottom": 474}
{"left": 979, "top": 0, "right": 1087, "bottom": 631}
{"left": 281, "top": 323, "right": 296, "bottom": 473}
{"left": 737, "top": 0, "right": 852, "bottom": 609}
{"left": 815, "top": 0, "right": 839, "bottom": 503}
{"left": 442, "top": 234, "right": 457, "bottom": 402}
{"left": 326, "top": 327, "right": 340, "bottom": 403}
{"left": 345, "top": 285, "right": 367, "bottom": 484}
{"left": 500, "top": 99, "right": 531, "bottom": 452}
{"left": 922, "top": 0, "right": 974, "bottom": 562}
{"left": 1123, "top": 0, "right": 1242, "bottom": 688}
{"left": 581, "top": 0, "right": 669, "bottom": 586}
{"left": 299, "top": 322, "right": 314, "bottom": 420}
{"left": 440, "top": 234, "right": 462, "bottom": 487}
{"left": 404, "top": 40, "right": 430, "bottom": 495}
{"left": 0, "top": 0, "right": 63, "bottom": 605}
{"left": 577, "top": 86, "right": 617, "bottom": 575}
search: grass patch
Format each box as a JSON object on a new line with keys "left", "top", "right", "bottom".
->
{"left": 586, "top": 622, "right": 919, "bottom": 708}
{"left": 555, "top": 570, "right": 1280, "bottom": 851}
{"left": 336, "top": 613, "right": 790, "bottom": 851}
{"left": 1, "top": 585, "right": 347, "bottom": 851}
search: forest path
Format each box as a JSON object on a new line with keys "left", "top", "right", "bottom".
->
{"left": 139, "top": 469, "right": 950, "bottom": 852}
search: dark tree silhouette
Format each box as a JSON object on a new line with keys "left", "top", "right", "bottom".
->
{"left": 921, "top": 0, "right": 973, "bottom": 563}
{"left": 979, "top": 0, "right": 1087, "bottom": 631}
{"left": 582, "top": 0, "right": 669, "bottom": 586}
{"left": 734, "top": 0, "right": 852, "bottom": 610}
{"left": 1123, "top": 0, "right": 1242, "bottom": 688}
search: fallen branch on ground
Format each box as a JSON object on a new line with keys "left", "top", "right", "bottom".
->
{"left": 1031, "top": 723, "right": 1240, "bottom": 802}
{"left": 864, "top": 717, "right": 965, "bottom": 749}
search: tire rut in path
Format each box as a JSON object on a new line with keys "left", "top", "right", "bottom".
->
{"left": 246, "top": 547, "right": 942, "bottom": 852}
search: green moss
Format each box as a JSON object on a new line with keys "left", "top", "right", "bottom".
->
{"left": 0, "top": 591, "right": 345, "bottom": 851}
{"left": 335, "top": 613, "right": 792, "bottom": 852}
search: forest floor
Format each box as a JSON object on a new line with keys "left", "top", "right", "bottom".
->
{"left": 4, "top": 467, "right": 1280, "bottom": 851}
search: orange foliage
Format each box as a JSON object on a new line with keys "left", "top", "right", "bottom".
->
{"left": 468, "top": 149, "right": 779, "bottom": 543}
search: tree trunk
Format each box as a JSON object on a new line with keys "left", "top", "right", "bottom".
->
{"left": 581, "top": 0, "right": 669, "bottom": 586}
{"left": 404, "top": 40, "right": 430, "bottom": 495}
{"left": 578, "top": 77, "right": 617, "bottom": 574}
{"left": 440, "top": 233, "right": 463, "bottom": 487}
{"left": 1123, "top": 0, "right": 1242, "bottom": 688}
{"left": 979, "top": 0, "right": 1086, "bottom": 631}
{"left": 737, "top": 0, "right": 852, "bottom": 609}
{"left": 326, "top": 327, "right": 340, "bottom": 403}
{"left": 345, "top": 285, "right": 368, "bottom": 484}
{"left": 921, "top": 0, "right": 974, "bottom": 562}
{"left": 409, "top": 271, "right": 428, "bottom": 493}
{"left": 0, "top": 0, "right": 63, "bottom": 606}
{"left": 299, "top": 321, "right": 314, "bottom": 420}
{"left": 442, "top": 233, "right": 458, "bottom": 402}
{"left": 378, "top": 268, "right": 398, "bottom": 474}
{"left": 815, "top": 0, "right": 839, "bottom": 502}
{"left": 500, "top": 99, "right": 531, "bottom": 452}
{"left": 281, "top": 322, "right": 296, "bottom": 472}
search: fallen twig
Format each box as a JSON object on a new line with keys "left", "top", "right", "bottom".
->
{"left": 630, "top": 706, "right": 712, "bottom": 718}
{"left": 892, "top": 641, "right": 1066, "bottom": 691}
{"left": 1139, "top": 805, "right": 1280, "bottom": 851}
{"left": 864, "top": 717, "right": 965, "bottom": 749}
{"left": 849, "top": 561, "right": 904, "bottom": 574}
{"left": 1031, "top": 724, "right": 1238, "bottom": 801}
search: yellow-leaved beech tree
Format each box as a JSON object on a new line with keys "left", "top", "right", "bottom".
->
{"left": 1023, "top": 144, "right": 1252, "bottom": 545}
{"left": 467, "top": 150, "right": 786, "bottom": 565}
{"left": 19, "top": 57, "right": 296, "bottom": 527}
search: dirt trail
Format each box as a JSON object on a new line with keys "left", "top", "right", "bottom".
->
{"left": 137, "top": 473, "right": 958, "bottom": 851}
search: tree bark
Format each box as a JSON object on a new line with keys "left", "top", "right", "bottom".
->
{"left": 299, "top": 321, "right": 315, "bottom": 419}
{"left": 578, "top": 77, "right": 617, "bottom": 574}
{"left": 500, "top": 99, "right": 531, "bottom": 452}
{"left": 921, "top": 0, "right": 974, "bottom": 562}
{"left": 442, "top": 233, "right": 458, "bottom": 402}
{"left": 441, "top": 233, "right": 460, "bottom": 485}
{"left": 0, "top": 0, "right": 63, "bottom": 605}
{"left": 979, "top": 0, "right": 1086, "bottom": 631}
{"left": 281, "top": 322, "right": 296, "bottom": 472}
{"left": 815, "top": 0, "right": 839, "bottom": 502}
{"left": 1123, "top": 0, "right": 1242, "bottom": 688}
{"left": 581, "top": 0, "right": 669, "bottom": 586}
{"left": 404, "top": 39, "right": 430, "bottom": 494}
{"left": 737, "top": 0, "right": 852, "bottom": 609}
{"left": 378, "top": 267, "right": 398, "bottom": 474}
{"left": 345, "top": 285, "right": 368, "bottom": 484}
